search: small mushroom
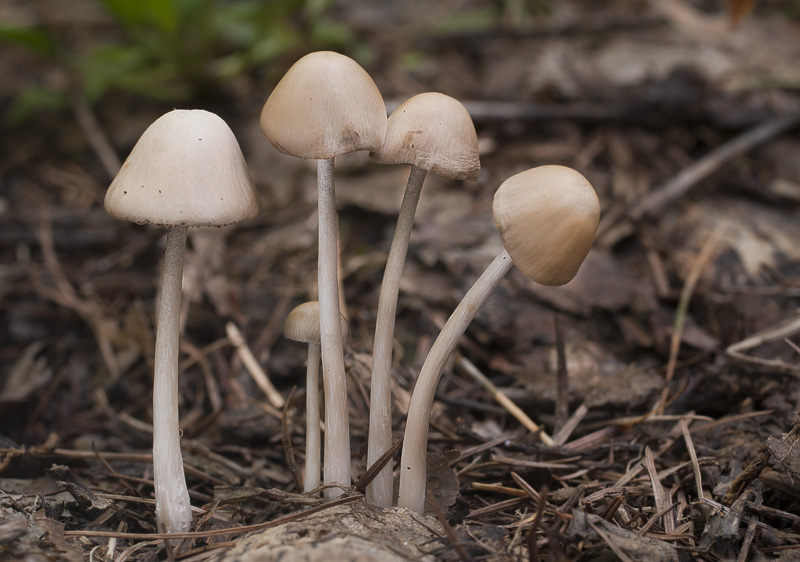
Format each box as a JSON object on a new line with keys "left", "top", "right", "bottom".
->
{"left": 493, "top": 165, "right": 599, "bottom": 286}
{"left": 283, "top": 302, "right": 350, "bottom": 495}
{"left": 397, "top": 165, "right": 600, "bottom": 513}
{"left": 260, "top": 51, "right": 386, "bottom": 499}
{"left": 366, "top": 92, "right": 479, "bottom": 507}
{"left": 105, "top": 109, "right": 261, "bottom": 535}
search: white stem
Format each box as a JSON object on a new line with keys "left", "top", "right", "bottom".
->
{"left": 367, "top": 164, "right": 426, "bottom": 507}
{"left": 398, "top": 249, "right": 514, "bottom": 513}
{"left": 153, "top": 226, "right": 192, "bottom": 534}
{"left": 317, "top": 158, "right": 351, "bottom": 500}
{"left": 304, "top": 342, "right": 322, "bottom": 494}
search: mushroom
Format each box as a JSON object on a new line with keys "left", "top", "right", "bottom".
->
{"left": 283, "top": 301, "right": 350, "bottom": 495}
{"left": 260, "top": 51, "right": 386, "bottom": 499}
{"left": 366, "top": 92, "right": 479, "bottom": 507}
{"left": 105, "top": 109, "right": 261, "bottom": 535}
{"left": 397, "top": 165, "right": 600, "bottom": 513}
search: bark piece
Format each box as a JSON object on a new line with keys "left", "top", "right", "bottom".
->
{"left": 213, "top": 501, "right": 442, "bottom": 562}
{"left": 46, "top": 465, "right": 111, "bottom": 515}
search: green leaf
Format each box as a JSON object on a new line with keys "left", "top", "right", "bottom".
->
{"left": 250, "top": 28, "right": 300, "bottom": 63}
{"left": 214, "top": 3, "right": 262, "bottom": 45}
{"left": 6, "top": 86, "right": 68, "bottom": 123}
{"left": 309, "top": 18, "right": 354, "bottom": 48}
{"left": 430, "top": 8, "right": 498, "bottom": 34}
{"left": 99, "top": 0, "right": 178, "bottom": 33}
{"left": 211, "top": 52, "right": 248, "bottom": 79}
{"left": 80, "top": 43, "right": 188, "bottom": 102}
{"left": 0, "top": 25, "right": 56, "bottom": 56}
{"left": 304, "top": 0, "right": 332, "bottom": 20}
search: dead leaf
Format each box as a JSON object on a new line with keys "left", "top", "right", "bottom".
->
{"left": 767, "top": 422, "right": 800, "bottom": 481}
{"left": 547, "top": 248, "right": 655, "bottom": 312}
{"left": 0, "top": 343, "right": 51, "bottom": 403}
{"left": 725, "top": 0, "right": 758, "bottom": 27}
{"left": 567, "top": 510, "right": 679, "bottom": 562}
{"left": 681, "top": 194, "right": 800, "bottom": 283}
{"left": 336, "top": 167, "right": 409, "bottom": 215}
{"left": 47, "top": 465, "right": 112, "bottom": 514}
{"left": 33, "top": 512, "right": 83, "bottom": 562}
{"left": 424, "top": 450, "right": 461, "bottom": 514}
{"left": 517, "top": 338, "right": 663, "bottom": 410}
{"left": 0, "top": 517, "right": 28, "bottom": 544}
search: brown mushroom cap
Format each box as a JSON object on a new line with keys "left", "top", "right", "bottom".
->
{"left": 260, "top": 51, "right": 387, "bottom": 160}
{"left": 105, "top": 109, "right": 260, "bottom": 227}
{"left": 493, "top": 165, "right": 600, "bottom": 286}
{"left": 283, "top": 301, "right": 350, "bottom": 344}
{"left": 369, "top": 92, "right": 480, "bottom": 181}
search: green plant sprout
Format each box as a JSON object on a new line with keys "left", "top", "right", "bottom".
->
{"left": 1, "top": 0, "right": 354, "bottom": 121}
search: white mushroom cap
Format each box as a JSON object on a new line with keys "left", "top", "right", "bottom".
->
{"left": 259, "top": 51, "right": 387, "bottom": 160}
{"left": 370, "top": 92, "right": 480, "bottom": 181}
{"left": 105, "top": 109, "right": 261, "bottom": 227}
{"left": 283, "top": 301, "right": 350, "bottom": 344}
{"left": 493, "top": 165, "right": 600, "bottom": 286}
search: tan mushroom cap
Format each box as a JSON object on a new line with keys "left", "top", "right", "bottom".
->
{"left": 493, "top": 165, "right": 600, "bottom": 286}
{"left": 259, "top": 51, "right": 387, "bottom": 160}
{"left": 283, "top": 301, "right": 350, "bottom": 344}
{"left": 370, "top": 92, "right": 480, "bottom": 181}
{"left": 105, "top": 109, "right": 261, "bottom": 227}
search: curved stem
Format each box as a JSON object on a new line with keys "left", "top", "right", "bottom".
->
{"left": 367, "top": 164, "right": 427, "bottom": 507}
{"left": 304, "top": 342, "right": 322, "bottom": 494}
{"left": 153, "top": 225, "right": 192, "bottom": 534}
{"left": 317, "top": 157, "right": 351, "bottom": 500}
{"left": 398, "top": 249, "right": 514, "bottom": 513}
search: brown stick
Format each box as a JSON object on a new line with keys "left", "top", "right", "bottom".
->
{"left": 354, "top": 436, "right": 404, "bottom": 494}
{"left": 554, "top": 315, "right": 569, "bottom": 431}
{"left": 426, "top": 490, "right": 470, "bottom": 562}
{"left": 632, "top": 112, "right": 800, "bottom": 220}
{"left": 598, "top": 111, "right": 800, "bottom": 245}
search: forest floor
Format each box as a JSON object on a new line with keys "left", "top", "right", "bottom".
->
{"left": 3, "top": 1, "right": 800, "bottom": 560}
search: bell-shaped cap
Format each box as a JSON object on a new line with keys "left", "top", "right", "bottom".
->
{"left": 370, "top": 92, "right": 480, "bottom": 181}
{"left": 260, "top": 51, "right": 387, "bottom": 160}
{"left": 493, "top": 165, "right": 600, "bottom": 286}
{"left": 283, "top": 301, "right": 350, "bottom": 344}
{"left": 105, "top": 109, "right": 261, "bottom": 227}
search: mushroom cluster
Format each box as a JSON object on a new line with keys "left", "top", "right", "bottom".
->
{"left": 103, "top": 51, "right": 602, "bottom": 544}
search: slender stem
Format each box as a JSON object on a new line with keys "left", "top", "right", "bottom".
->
{"left": 304, "top": 342, "right": 322, "bottom": 494}
{"left": 317, "top": 157, "right": 351, "bottom": 500}
{"left": 367, "top": 164, "right": 427, "bottom": 507}
{"left": 398, "top": 249, "right": 514, "bottom": 513}
{"left": 152, "top": 225, "right": 192, "bottom": 534}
